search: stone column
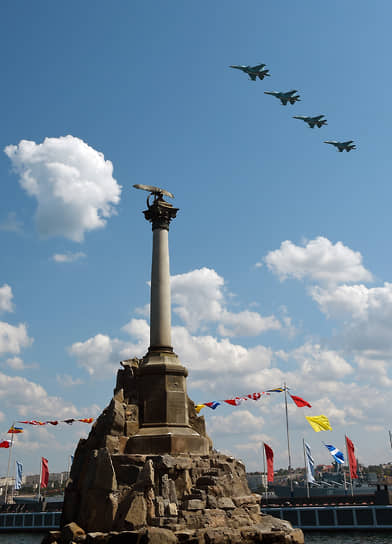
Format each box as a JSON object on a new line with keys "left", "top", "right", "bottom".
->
{"left": 127, "top": 193, "right": 209, "bottom": 455}
{"left": 145, "top": 198, "right": 177, "bottom": 351}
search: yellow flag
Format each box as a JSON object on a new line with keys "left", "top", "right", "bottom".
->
{"left": 306, "top": 415, "right": 332, "bottom": 432}
{"left": 195, "top": 404, "right": 205, "bottom": 414}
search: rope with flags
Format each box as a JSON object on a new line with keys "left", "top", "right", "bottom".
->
{"left": 195, "top": 386, "right": 312, "bottom": 413}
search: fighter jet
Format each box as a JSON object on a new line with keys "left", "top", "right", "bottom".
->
{"left": 293, "top": 115, "right": 327, "bottom": 128}
{"left": 264, "top": 90, "right": 301, "bottom": 105}
{"left": 324, "top": 140, "right": 356, "bottom": 152}
{"left": 229, "top": 63, "right": 270, "bottom": 81}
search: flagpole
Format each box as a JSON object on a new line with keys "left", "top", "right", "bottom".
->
{"left": 345, "top": 435, "right": 353, "bottom": 497}
{"left": 283, "top": 383, "right": 293, "bottom": 495}
{"left": 4, "top": 432, "right": 14, "bottom": 504}
{"left": 389, "top": 430, "right": 392, "bottom": 451}
{"left": 302, "top": 438, "right": 310, "bottom": 499}
{"left": 262, "top": 443, "right": 268, "bottom": 503}
{"left": 38, "top": 457, "right": 42, "bottom": 502}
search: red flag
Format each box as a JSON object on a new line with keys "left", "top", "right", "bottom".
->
{"left": 223, "top": 398, "right": 244, "bottom": 406}
{"left": 289, "top": 394, "right": 312, "bottom": 408}
{"left": 264, "top": 442, "right": 274, "bottom": 482}
{"left": 0, "top": 440, "right": 11, "bottom": 448}
{"left": 345, "top": 436, "right": 358, "bottom": 479}
{"left": 41, "top": 457, "right": 49, "bottom": 488}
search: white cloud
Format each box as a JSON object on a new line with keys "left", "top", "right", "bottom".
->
{"left": 0, "top": 212, "right": 23, "bottom": 233}
{"left": 52, "top": 251, "right": 86, "bottom": 263}
{"left": 56, "top": 374, "right": 84, "bottom": 387}
{"left": 69, "top": 320, "right": 149, "bottom": 377}
{"left": 0, "top": 284, "right": 14, "bottom": 313}
{"left": 264, "top": 237, "right": 372, "bottom": 285}
{"left": 171, "top": 268, "right": 224, "bottom": 331}
{"left": 171, "top": 268, "right": 281, "bottom": 336}
{"left": 0, "top": 322, "right": 33, "bottom": 356}
{"left": 217, "top": 310, "right": 280, "bottom": 337}
{"left": 312, "top": 282, "right": 392, "bottom": 360}
{"left": 207, "top": 410, "right": 265, "bottom": 435}
{"left": 0, "top": 371, "right": 79, "bottom": 418}
{"left": 4, "top": 135, "right": 121, "bottom": 242}
{"left": 291, "top": 342, "right": 353, "bottom": 381}
{"left": 5, "top": 356, "right": 25, "bottom": 370}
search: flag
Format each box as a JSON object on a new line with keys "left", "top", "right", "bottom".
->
{"left": 63, "top": 419, "right": 75, "bottom": 425}
{"left": 264, "top": 443, "right": 274, "bottom": 482}
{"left": 224, "top": 398, "right": 245, "bottom": 406}
{"left": 290, "top": 394, "right": 312, "bottom": 408}
{"left": 324, "top": 443, "right": 345, "bottom": 464}
{"left": 40, "top": 457, "right": 49, "bottom": 488}
{"left": 15, "top": 461, "right": 23, "bottom": 490}
{"left": 204, "top": 402, "right": 220, "bottom": 410}
{"left": 78, "top": 418, "right": 94, "bottom": 423}
{"left": 304, "top": 442, "right": 316, "bottom": 483}
{"left": 47, "top": 421, "right": 59, "bottom": 425}
{"left": 0, "top": 440, "right": 11, "bottom": 448}
{"left": 195, "top": 404, "right": 205, "bottom": 413}
{"left": 246, "top": 393, "right": 262, "bottom": 401}
{"left": 306, "top": 415, "right": 332, "bottom": 432}
{"left": 346, "top": 436, "right": 358, "bottom": 479}
{"left": 266, "top": 388, "right": 284, "bottom": 393}
{"left": 7, "top": 426, "right": 23, "bottom": 434}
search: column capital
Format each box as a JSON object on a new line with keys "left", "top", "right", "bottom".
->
{"left": 143, "top": 196, "right": 179, "bottom": 231}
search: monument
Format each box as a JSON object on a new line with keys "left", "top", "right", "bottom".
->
{"left": 46, "top": 187, "right": 303, "bottom": 544}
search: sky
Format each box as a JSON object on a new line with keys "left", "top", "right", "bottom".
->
{"left": 1, "top": 0, "right": 392, "bottom": 477}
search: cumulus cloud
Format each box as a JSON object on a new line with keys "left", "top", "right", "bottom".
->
{"left": 0, "top": 371, "right": 80, "bottom": 418}
{"left": 0, "top": 284, "right": 14, "bottom": 313}
{"left": 264, "top": 237, "right": 372, "bottom": 285}
{"left": 312, "top": 282, "right": 392, "bottom": 360}
{"left": 69, "top": 320, "right": 149, "bottom": 376}
{"left": 5, "top": 356, "right": 25, "bottom": 370}
{"left": 52, "top": 251, "right": 86, "bottom": 263}
{"left": 291, "top": 342, "right": 353, "bottom": 381}
{"left": 0, "top": 322, "right": 33, "bottom": 356}
{"left": 171, "top": 268, "right": 281, "bottom": 337}
{"left": 56, "top": 373, "right": 84, "bottom": 387}
{"left": 207, "top": 410, "right": 265, "bottom": 435}
{"left": 4, "top": 135, "right": 121, "bottom": 242}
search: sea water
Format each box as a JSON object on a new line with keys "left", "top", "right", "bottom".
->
{"left": 305, "top": 533, "right": 392, "bottom": 543}
{"left": 1, "top": 533, "right": 392, "bottom": 544}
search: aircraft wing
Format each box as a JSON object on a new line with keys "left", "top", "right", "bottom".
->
{"left": 252, "top": 64, "right": 266, "bottom": 70}
{"left": 344, "top": 140, "right": 354, "bottom": 144}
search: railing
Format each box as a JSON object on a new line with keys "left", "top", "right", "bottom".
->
{"left": 262, "top": 505, "right": 392, "bottom": 530}
{"left": 0, "top": 511, "right": 61, "bottom": 531}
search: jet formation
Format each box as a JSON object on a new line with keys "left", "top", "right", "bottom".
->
{"left": 264, "top": 90, "right": 301, "bottom": 106}
{"left": 324, "top": 141, "right": 356, "bottom": 152}
{"left": 229, "top": 63, "right": 270, "bottom": 81}
{"left": 293, "top": 115, "right": 327, "bottom": 129}
{"left": 229, "top": 60, "right": 356, "bottom": 152}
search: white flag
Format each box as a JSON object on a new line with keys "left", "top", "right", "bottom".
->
{"left": 304, "top": 442, "right": 315, "bottom": 483}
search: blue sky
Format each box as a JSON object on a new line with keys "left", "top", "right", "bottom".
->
{"left": 1, "top": 1, "right": 392, "bottom": 477}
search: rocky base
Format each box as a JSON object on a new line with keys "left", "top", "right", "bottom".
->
{"left": 55, "top": 451, "right": 303, "bottom": 544}
{"left": 44, "top": 519, "right": 304, "bottom": 544}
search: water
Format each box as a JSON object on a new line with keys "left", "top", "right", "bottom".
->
{"left": 305, "top": 533, "right": 392, "bottom": 543}
{"left": 0, "top": 535, "right": 46, "bottom": 544}
{"left": 1, "top": 533, "right": 392, "bottom": 544}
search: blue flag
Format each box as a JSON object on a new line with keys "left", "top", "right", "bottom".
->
{"left": 14, "top": 461, "right": 23, "bottom": 490}
{"left": 324, "top": 443, "right": 344, "bottom": 464}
